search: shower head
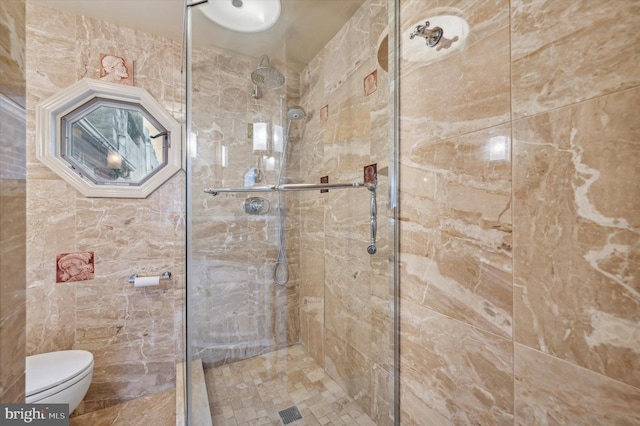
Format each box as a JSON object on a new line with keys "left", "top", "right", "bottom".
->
{"left": 251, "top": 54, "right": 285, "bottom": 90}
{"left": 284, "top": 107, "right": 306, "bottom": 146}
{"left": 287, "top": 106, "right": 305, "bottom": 120}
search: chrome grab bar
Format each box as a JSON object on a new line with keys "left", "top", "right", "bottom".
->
{"left": 204, "top": 185, "right": 276, "bottom": 195}
{"left": 204, "top": 182, "right": 378, "bottom": 255}
{"left": 204, "top": 181, "right": 375, "bottom": 195}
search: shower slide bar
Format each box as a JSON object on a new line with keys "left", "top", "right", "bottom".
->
{"left": 204, "top": 182, "right": 378, "bottom": 254}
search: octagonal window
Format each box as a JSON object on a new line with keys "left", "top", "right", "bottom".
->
{"left": 61, "top": 99, "right": 167, "bottom": 185}
{"left": 37, "top": 79, "right": 181, "bottom": 198}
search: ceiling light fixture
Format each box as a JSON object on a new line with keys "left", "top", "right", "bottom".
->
{"left": 201, "top": 0, "right": 281, "bottom": 33}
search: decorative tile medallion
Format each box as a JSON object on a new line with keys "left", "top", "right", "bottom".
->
{"left": 320, "top": 104, "right": 328, "bottom": 123}
{"left": 56, "top": 251, "right": 94, "bottom": 283}
{"left": 364, "top": 69, "right": 377, "bottom": 96}
{"left": 99, "top": 53, "right": 133, "bottom": 85}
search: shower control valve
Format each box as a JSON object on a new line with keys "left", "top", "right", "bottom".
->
{"left": 409, "top": 20, "right": 444, "bottom": 48}
{"left": 243, "top": 197, "right": 270, "bottom": 215}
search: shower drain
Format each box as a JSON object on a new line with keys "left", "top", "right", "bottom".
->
{"left": 278, "top": 405, "right": 302, "bottom": 424}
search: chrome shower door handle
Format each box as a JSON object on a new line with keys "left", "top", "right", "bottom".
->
{"left": 368, "top": 185, "right": 377, "bottom": 255}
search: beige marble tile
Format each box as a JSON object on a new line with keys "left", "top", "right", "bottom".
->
{"left": 0, "top": 179, "right": 26, "bottom": 403}
{"left": 295, "top": 2, "right": 394, "bottom": 422}
{"left": 400, "top": 300, "right": 514, "bottom": 425}
{"left": 511, "top": 0, "right": 640, "bottom": 118}
{"left": 25, "top": 179, "right": 77, "bottom": 267}
{"left": 176, "top": 362, "right": 185, "bottom": 426}
{"left": 176, "top": 359, "right": 212, "bottom": 426}
{"left": 74, "top": 194, "right": 182, "bottom": 264}
{"left": 513, "top": 86, "right": 640, "bottom": 388}
{"left": 325, "top": 90, "right": 374, "bottom": 178}
{"left": 324, "top": 329, "right": 374, "bottom": 418}
{"left": 74, "top": 14, "right": 180, "bottom": 107}
{"left": 515, "top": 343, "right": 640, "bottom": 425}
{"left": 324, "top": 266, "right": 372, "bottom": 355}
{"left": 300, "top": 312, "right": 324, "bottom": 368}
{"left": 371, "top": 295, "right": 394, "bottom": 356}
{"left": 323, "top": 1, "right": 372, "bottom": 97}
{"left": 25, "top": 268, "right": 75, "bottom": 355}
{"left": 1, "top": 5, "right": 28, "bottom": 400}
{"left": 398, "top": 0, "right": 639, "bottom": 423}
{"left": 0, "top": 376, "right": 25, "bottom": 405}
{"left": 0, "top": 0, "right": 26, "bottom": 107}
{"left": 69, "top": 389, "right": 175, "bottom": 426}
{"left": 400, "top": 0, "right": 511, "bottom": 144}
{"left": 370, "top": 362, "right": 394, "bottom": 426}
{"left": 25, "top": 31, "right": 76, "bottom": 104}
{"left": 24, "top": 3, "right": 185, "bottom": 414}
{"left": 25, "top": 2, "right": 75, "bottom": 42}
{"left": 400, "top": 123, "right": 513, "bottom": 338}
{"left": 1, "top": 93, "right": 26, "bottom": 179}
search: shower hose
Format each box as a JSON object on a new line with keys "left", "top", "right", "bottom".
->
{"left": 274, "top": 132, "right": 289, "bottom": 286}
{"left": 274, "top": 190, "right": 289, "bottom": 286}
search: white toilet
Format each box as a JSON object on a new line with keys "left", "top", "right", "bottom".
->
{"left": 26, "top": 350, "right": 94, "bottom": 414}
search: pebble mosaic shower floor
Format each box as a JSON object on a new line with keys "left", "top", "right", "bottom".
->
{"left": 204, "top": 345, "right": 377, "bottom": 426}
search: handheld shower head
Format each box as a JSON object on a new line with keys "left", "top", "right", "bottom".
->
{"left": 287, "top": 107, "right": 305, "bottom": 120}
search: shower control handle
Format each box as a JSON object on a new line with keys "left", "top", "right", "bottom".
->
{"left": 243, "top": 197, "right": 270, "bottom": 215}
{"left": 409, "top": 21, "right": 444, "bottom": 48}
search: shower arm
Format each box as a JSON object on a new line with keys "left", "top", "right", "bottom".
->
{"left": 204, "top": 182, "right": 378, "bottom": 255}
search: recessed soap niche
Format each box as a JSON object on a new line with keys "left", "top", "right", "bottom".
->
{"left": 377, "top": 32, "right": 389, "bottom": 72}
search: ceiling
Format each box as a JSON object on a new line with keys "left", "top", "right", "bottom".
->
{"left": 30, "top": 0, "right": 367, "bottom": 71}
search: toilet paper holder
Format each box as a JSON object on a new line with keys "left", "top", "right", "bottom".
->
{"left": 128, "top": 271, "right": 172, "bottom": 284}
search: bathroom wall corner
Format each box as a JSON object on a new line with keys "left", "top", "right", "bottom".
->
{"left": 0, "top": 0, "right": 27, "bottom": 404}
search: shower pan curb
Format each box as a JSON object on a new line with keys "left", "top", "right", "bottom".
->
{"left": 176, "top": 358, "right": 212, "bottom": 426}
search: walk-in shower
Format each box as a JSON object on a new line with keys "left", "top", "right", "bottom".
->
{"left": 185, "top": 0, "right": 398, "bottom": 424}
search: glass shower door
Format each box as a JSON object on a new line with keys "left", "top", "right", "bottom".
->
{"left": 185, "top": 1, "right": 398, "bottom": 424}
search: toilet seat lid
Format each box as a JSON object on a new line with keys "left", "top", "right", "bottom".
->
{"left": 26, "top": 350, "right": 94, "bottom": 396}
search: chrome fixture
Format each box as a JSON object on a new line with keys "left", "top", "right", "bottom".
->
{"left": 272, "top": 105, "right": 306, "bottom": 286}
{"left": 244, "top": 166, "right": 264, "bottom": 185}
{"left": 409, "top": 21, "right": 443, "bottom": 47}
{"left": 367, "top": 186, "right": 377, "bottom": 255}
{"left": 128, "top": 271, "right": 171, "bottom": 284}
{"left": 287, "top": 107, "right": 305, "bottom": 121}
{"left": 285, "top": 106, "right": 305, "bottom": 142}
{"left": 251, "top": 54, "right": 285, "bottom": 99}
{"left": 204, "top": 182, "right": 376, "bottom": 196}
{"left": 204, "top": 182, "right": 378, "bottom": 256}
{"left": 242, "top": 197, "right": 270, "bottom": 215}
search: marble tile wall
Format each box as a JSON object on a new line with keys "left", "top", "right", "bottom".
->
{"left": 189, "top": 45, "right": 301, "bottom": 367}
{"left": 0, "top": 0, "right": 26, "bottom": 403}
{"left": 398, "top": 0, "right": 640, "bottom": 424}
{"left": 25, "top": 3, "right": 185, "bottom": 415}
{"left": 298, "top": 0, "right": 395, "bottom": 424}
